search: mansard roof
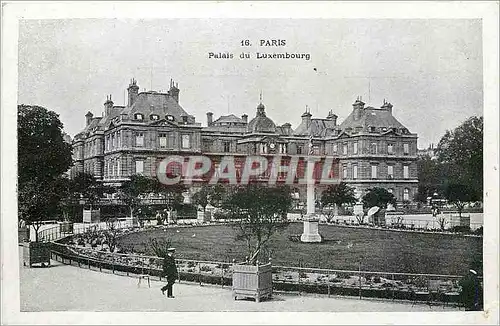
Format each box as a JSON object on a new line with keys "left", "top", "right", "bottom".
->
{"left": 212, "top": 114, "right": 246, "bottom": 125}
{"left": 294, "top": 118, "right": 337, "bottom": 137}
{"left": 338, "top": 106, "right": 407, "bottom": 133}
{"left": 123, "top": 91, "right": 190, "bottom": 121}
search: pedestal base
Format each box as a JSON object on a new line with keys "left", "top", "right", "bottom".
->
{"left": 300, "top": 216, "right": 322, "bottom": 243}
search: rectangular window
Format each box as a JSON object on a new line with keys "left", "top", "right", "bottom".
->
{"left": 353, "top": 165, "right": 358, "bottom": 179}
{"left": 135, "top": 132, "right": 144, "bottom": 147}
{"left": 343, "top": 143, "right": 348, "bottom": 155}
{"left": 116, "top": 159, "right": 120, "bottom": 176}
{"left": 181, "top": 134, "right": 191, "bottom": 149}
{"left": 159, "top": 133, "right": 167, "bottom": 148}
{"left": 332, "top": 144, "right": 338, "bottom": 153}
{"left": 112, "top": 134, "right": 116, "bottom": 148}
{"left": 117, "top": 131, "right": 121, "bottom": 148}
{"left": 297, "top": 146, "right": 302, "bottom": 155}
{"left": 403, "top": 188, "right": 410, "bottom": 201}
{"left": 353, "top": 142, "right": 358, "bottom": 154}
{"left": 343, "top": 166, "right": 348, "bottom": 178}
{"left": 135, "top": 160, "right": 144, "bottom": 175}
{"left": 223, "top": 141, "right": 230, "bottom": 152}
{"left": 387, "top": 165, "right": 394, "bottom": 179}
{"left": 280, "top": 143, "right": 287, "bottom": 154}
{"left": 388, "top": 144, "right": 394, "bottom": 154}
{"left": 403, "top": 165, "right": 409, "bottom": 179}
{"left": 371, "top": 142, "right": 377, "bottom": 154}
{"left": 371, "top": 165, "right": 378, "bottom": 179}
{"left": 403, "top": 143, "right": 409, "bottom": 155}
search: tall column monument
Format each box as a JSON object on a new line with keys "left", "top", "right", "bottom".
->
{"left": 300, "top": 135, "right": 322, "bottom": 243}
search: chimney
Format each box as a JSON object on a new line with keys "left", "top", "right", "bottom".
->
{"left": 352, "top": 97, "right": 365, "bottom": 120}
{"left": 282, "top": 122, "right": 292, "bottom": 135}
{"left": 207, "top": 112, "right": 213, "bottom": 126}
{"left": 241, "top": 114, "right": 248, "bottom": 123}
{"left": 85, "top": 111, "right": 93, "bottom": 126}
{"left": 169, "top": 79, "right": 180, "bottom": 103}
{"left": 104, "top": 95, "right": 114, "bottom": 116}
{"left": 127, "top": 78, "right": 139, "bottom": 107}
{"left": 381, "top": 99, "right": 393, "bottom": 114}
{"left": 301, "top": 108, "right": 312, "bottom": 128}
{"left": 326, "top": 110, "right": 338, "bottom": 126}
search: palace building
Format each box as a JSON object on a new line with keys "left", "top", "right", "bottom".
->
{"left": 71, "top": 78, "right": 418, "bottom": 204}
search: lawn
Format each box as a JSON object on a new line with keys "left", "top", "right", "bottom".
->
{"left": 117, "top": 223, "right": 482, "bottom": 275}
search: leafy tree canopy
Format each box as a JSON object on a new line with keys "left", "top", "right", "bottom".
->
{"left": 436, "top": 116, "right": 483, "bottom": 199}
{"left": 362, "top": 187, "right": 396, "bottom": 209}
{"left": 223, "top": 184, "right": 292, "bottom": 264}
{"left": 18, "top": 105, "right": 73, "bottom": 236}
{"left": 321, "top": 182, "right": 357, "bottom": 208}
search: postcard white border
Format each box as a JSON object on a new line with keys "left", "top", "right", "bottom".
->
{"left": 1, "top": 1, "right": 498, "bottom": 325}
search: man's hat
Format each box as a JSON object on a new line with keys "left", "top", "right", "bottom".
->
{"left": 167, "top": 247, "right": 176, "bottom": 252}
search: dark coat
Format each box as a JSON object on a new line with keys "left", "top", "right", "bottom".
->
{"left": 162, "top": 254, "right": 178, "bottom": 282}
{"left": 459, "top": 272, "right": 483, "bottom": 311}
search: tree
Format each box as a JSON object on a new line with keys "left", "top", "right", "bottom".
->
{"left": 223, "top": 184, "right": 292, "bottom": 265}
{"left": 18, "top": 105, "right": 73, "bottom": 241}
{"left": 436, "top": 116, "right": 483, "bottom": 200}
{"left": 117, "top": 175, "right": 155, "bottom": 220}
{"left": 69, "top": 172, "right": 110, "bottom": 208}
{"left": 415, "top": 155, "right": 447, "bottom": 203}
{"left": 192, "top": 184, "right": 227, "bottom": 212}
{"left": 442, "top": 182, "right": 479, "bottom": 218}
{"left": 362, "top": 187, "right": 396, "bottom": 210}
{"left": 320, "top": 182, "right": 357, "bottom": 222}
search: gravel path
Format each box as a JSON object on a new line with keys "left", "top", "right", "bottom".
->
{"left": 19, "top": 254, "right": 460, "bottom": 312}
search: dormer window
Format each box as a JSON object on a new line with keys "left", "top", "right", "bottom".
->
{"left": 369, "top": 126, "right": 376, "bottom": 133}
{"left": 381, "top": 127, "right": 387, "bottom": 132}
{"left": 134, "top": 113, "right": 144, "bottom": 120}
{"left": 150, "top": 114, "right": 160, "bottom": 121}
{"left": 166, "top": 115, "right": 175, "bottom": 122}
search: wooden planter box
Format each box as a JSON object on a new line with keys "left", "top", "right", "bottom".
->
{"left": 232, "top": 262, "right": 272, "bottom": 302}
{"left": 18, "top": 227, "right": 29, "bottom": 243}
{"left": 22, "top": 242, "right": 51, "bottom": 268}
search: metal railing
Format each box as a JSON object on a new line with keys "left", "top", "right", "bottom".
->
{"left": 46, "top": 239, "right": 474, "bottom": 306}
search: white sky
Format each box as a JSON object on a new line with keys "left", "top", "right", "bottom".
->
{"left": 18, "top": 18, "right": 482, "bottom": 148}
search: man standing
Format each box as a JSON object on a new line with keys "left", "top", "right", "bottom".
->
{"left": 459, "top": 267, "right": 483, "bottom": 311}
{"left": 161, "top": 247, "right": 178, "bottom": 298}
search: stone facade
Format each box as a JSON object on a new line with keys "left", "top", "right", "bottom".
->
{"left": 71, "top": 79, "right": 418, "bottom": 203}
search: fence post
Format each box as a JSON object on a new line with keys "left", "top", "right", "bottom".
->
{"left": 358, "top": 263, "right": 362, "bottom": 300}
{"left": 112, "top": 256, "right": 115, "bottom": 274}
{"left": 88, "top": 257, "right": 90, "bottom": 269}
{"left": 198, "top": 262, "right": 202, "bottom": 286}
{"left": 221, "top": 265, "right": 224, "bottom": 288}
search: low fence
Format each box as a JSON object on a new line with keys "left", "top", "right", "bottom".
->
{"left": 47, "top": 239, "right": 471, "bottom": 306}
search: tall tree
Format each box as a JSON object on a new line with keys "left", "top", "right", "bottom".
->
{"left": 442, "top": 182, "right": 478, "bottom": 218}
{"left": 415, "top": 155, "right": 447, "bottom": 202}
{"left": 223, "top": 184, "right": 292, "bottom": 265}
{"left": 436, "top": 116, "right": 483, "bottom": 199}
{"left": 18, "top": 105, "right": 73, "bottom": 241}
{"left": 320, "top": 182, "right": 357, "bottom": 222}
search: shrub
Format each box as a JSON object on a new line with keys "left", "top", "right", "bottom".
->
{"left": 200, "top": 265, "right": 212, "bottom": 272}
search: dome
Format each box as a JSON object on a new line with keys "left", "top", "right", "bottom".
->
{"left": 246, "top": 102, "right": 276, "bottom": 133}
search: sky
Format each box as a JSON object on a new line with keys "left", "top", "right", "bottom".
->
{"left": 17, "top": 18, "right": 483, "bottom": 148}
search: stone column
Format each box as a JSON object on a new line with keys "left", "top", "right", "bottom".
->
{"left": 301, "top": 157, "right": 322, "bottom": 243}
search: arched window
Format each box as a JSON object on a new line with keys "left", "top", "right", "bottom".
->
{"left": 166, "top": 115, "right": 175, "bottom": 121}
{"left": 150, "top": 114, "right": 159, "bottom": 121}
